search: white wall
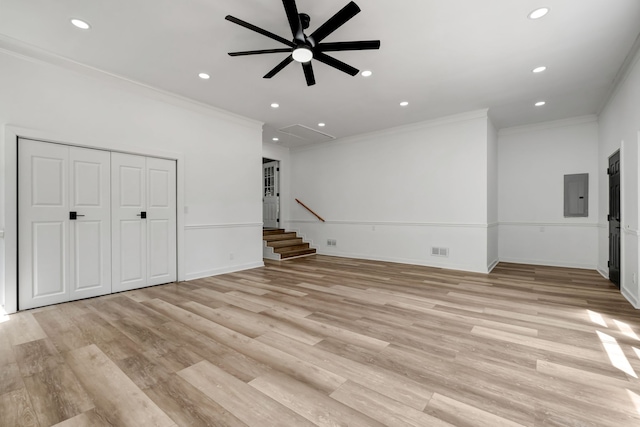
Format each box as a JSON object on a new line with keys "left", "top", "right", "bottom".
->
{"left": 498, "top": 116, "right": 599, "bottom": 269}
{"left": 288, "top": 110, "right": 492, "bottom": 273}
{"left": 0, "top": 47, "right": 264, "bottom": 313}
{"left": 598, "top": 46, "right": 640, "bottom": 308}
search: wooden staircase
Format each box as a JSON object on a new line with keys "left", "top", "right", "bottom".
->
{"left": 263, "top": 229, "right": 316, "bottom": 260}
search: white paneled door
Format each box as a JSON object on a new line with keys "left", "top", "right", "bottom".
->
{"left": 19, "top": 139, "right": 111, "bottom": 310}
{"left": 263, "top": 161, "right": 279, "bottom": 228}
{"left": 19, "top": 139, "right": 177, "bottom": 310}
{"left": 111, "top": 153, "right": 176, "bottom": 293}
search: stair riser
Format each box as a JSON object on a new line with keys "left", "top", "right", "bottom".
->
{"left": 280, "top": 249, "right": 317, "bottom": 259}
{"left": 267, "top": 239, "right": 303, "bottom": 248}
{"left": 275, "top": 244, "right": 310, "bottom": 254}
{"left": 264, "top": 233, "right": 298, "bottom": 242}
{"left": 263, "top": 229, "right": 285, "bottom": 236}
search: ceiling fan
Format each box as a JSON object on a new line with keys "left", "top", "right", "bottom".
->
{"left": 225, "top": 0, "right": 380, "bottom": 86}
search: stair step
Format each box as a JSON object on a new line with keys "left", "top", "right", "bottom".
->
{"left": 264, "top": 232, "right": 298, "bottom": 242}
{"left": 267, "top": 238, "right": 303, "bottom": 248}
{"left": 279, "top": 248, "right": 317, "bottom": 259}
{"left": 274, "top": 243, "right": 310, "bottom": 254}
{"left": 263, "top": 229, "right": 285, "bottom": 236}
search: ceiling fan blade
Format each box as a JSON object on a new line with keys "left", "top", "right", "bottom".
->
{"left": 282, "top": 0, "right": 305, "bottom": 42}
{"left": 318, "top": 40, "right": 380, "bottom": 52}
{"left": 314, "top": 52, "right": 359, "bottom": 76}
{"left": 225, "top": 15, "right": 295, "bottom": 48}
{"left": 264, "top": 55, "right": 294, "bottom": 79}
{"left": 302, "top": 62, "right": 316, "bottom": 86}
{"left": 229, "top": 48, "right": 292, "bottom": 57}
{"left": 309, "top": 1, "right": 361, "bottom": 44}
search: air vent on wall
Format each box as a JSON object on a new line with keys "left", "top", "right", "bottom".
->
{"left": 278, "top": 124, "right": 335, "bottom": 147}
{"left": 431, "top": 247, "right": 449, "bottom": 257}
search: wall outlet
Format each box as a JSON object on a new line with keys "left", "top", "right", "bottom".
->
{"left": 372, "top": 225, "right": 376, "bottom": 231}
{"left": 326, "top": 239, "right": 337, "bottom": 246}
{"left": 633, "top": 273, "right": 637, "bottom": 284}
{"left": 229, "top": 253, "right": 234, "bottom": 260}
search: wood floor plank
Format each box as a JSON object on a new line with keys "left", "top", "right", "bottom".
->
{"left": 178, "top": 360, "right": 315, "bottom": 427}
{"left": 471, "top": 325, "right": 607, "bottom": 362}
{"left": 145, "top": 298, "right": 347, "bottom": 393}
{"left": 64, "top": 344, "right": 176, "bottom": 427}
{"left": 256, "top": 331, "right": 433, "bottom": 411}
{"left": 427, "top": 392, "right": 529, "bottom": 427}
{"left": 330, "top": 380, "right": 455, "bottom": 427}
{"left": 4, "top": 312, "right": 47, "bottom": 346}
{"left": 22, "top": 364, "right": 94, "bottom": 426}
{"left": 0, "top": 388, "right": 40, "bottom": 427}
{"left": 249, "top": 372, "right": 385, "bottom": 427}
{"left": 145, "top": 374, "right": 248, "bottom": 427}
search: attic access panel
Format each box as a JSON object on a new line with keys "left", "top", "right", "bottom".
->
{"left": 564, "top": 173, "right": 588, "bottom": 217}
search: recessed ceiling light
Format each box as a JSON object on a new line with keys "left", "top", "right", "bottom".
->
{"left": 528, "top": 7, "right": 550, "bottom": 20}
{"left": 361, "top": 70, "right": 372, "bottom": 77}
{"left": 271, "top": 103, "right": 279, "bottom": 108}
{"left": 400, "top": 101, "right": 409, "bottom": 107}
{"left": 535, "top": 101, "right": 546, "bottom": 107}
{"left": 318, "top": 123, "right": 326, "bottom": 127}
{"left": 272, "top": 137, "right": 279, "bottom": 141}
{"left": 71, "top": 18, "right": 91, "bottom": 30}
{"left": 198, "top": 73, "right": 210, "bottom": 80}
{"left": 533, "top": 66, "right": 547, "bottom": 73}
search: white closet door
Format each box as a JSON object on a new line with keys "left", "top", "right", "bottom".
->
{"left": 111, "top": 153, "right": 147, "bottom": 293}
{"left": 112, "top": 153, "right": 176, "bottom": 292}
{"left": 19, "top": 140, "right": 70, "bottom": 309}
{"left": 146, "top": 157, "right": 177, "bottom": 286}
{"left": 18, "top": 140, "right": 111, "bottom": 310}
{"left": 69, "top": 147, "right": 111, "bottom": 301}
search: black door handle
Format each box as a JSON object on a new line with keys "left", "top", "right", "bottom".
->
{"left": 136, "top": 212, "right": 147, "bottom": 219}
{"left": 69, "top": 212, "right": 85, "bottom": 220}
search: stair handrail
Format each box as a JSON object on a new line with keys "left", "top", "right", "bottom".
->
{"left": 295, "top": 199, "right": 325, "bottom": 222}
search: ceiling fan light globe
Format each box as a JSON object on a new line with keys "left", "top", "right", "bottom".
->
{"left": 292, "top": 46, "right": 313, "bottom": 63}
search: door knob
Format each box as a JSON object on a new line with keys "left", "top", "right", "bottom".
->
{"left": 69, "top": 212, "right": 85, "bottom": 220}
{"left": 136, "top": 212, "right": 147, "bottom": 219}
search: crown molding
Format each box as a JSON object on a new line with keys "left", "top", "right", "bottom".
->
{"left": 598, "top": 31, "right": 640, "bottom": 116}
{"left": 0, "top": 35, "right": 262, "bottom": 131}
{"left": 498, "top": 115, "right": 598, "bottom": 137}
{"left": 291, "top": 109, "right": 489, "bottom": 153}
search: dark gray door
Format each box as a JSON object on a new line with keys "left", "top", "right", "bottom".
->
{"left": 608, "top": 151, "right": 621, "bottom": 288}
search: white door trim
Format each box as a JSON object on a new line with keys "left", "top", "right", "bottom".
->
{"left": 2, "top": 125, "right": 185, "bottom": 314}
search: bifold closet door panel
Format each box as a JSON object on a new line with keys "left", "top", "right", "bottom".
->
{"left": 19, "top": 140, "right": 70, "bottom": 309}
{"left": 111, "top": 152, "right": 147, "bottom": 293}
{"left": 68, "top": 147, "right": 112, "bottom": 301}
{"left": 18, "top": 140, "right": 111, "bottom": 310}
{"left": 146, "top": 157, "right": 177, "bottom": 286}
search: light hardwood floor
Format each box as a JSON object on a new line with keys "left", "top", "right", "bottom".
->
{"left": 2, "top": 256, "right": 640, "bottom": 426}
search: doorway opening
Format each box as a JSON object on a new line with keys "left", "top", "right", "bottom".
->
{"left": 263, "top": 158, "right": 280, "bottom": 230}
{"left": 608, "top": 150, "right": 621, "bottom": 288}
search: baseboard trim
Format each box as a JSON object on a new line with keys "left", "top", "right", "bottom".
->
{"left": 498, "top": 257, "right": 597, "bottom": 271}
{"left": 622, "top": 287, "right": 640, "bottom": 309}
{"left": 487, "top": 259, "right": 500, "bottom": 273}
{"left": 185, "top": 261, "right": 264, "bottom": 281}
{"left": 597, "top": 266, "right": 609, "bottom": 279}
{"left": 316, "top": 250, "right": 488, "bottom": 274}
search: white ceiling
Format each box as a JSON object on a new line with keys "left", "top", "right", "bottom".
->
{"left": 1, "top": 0, "right": 639, "bottom": 147}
